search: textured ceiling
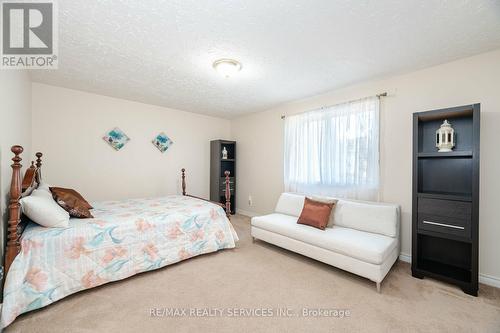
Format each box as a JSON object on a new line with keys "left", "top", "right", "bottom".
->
{"left": 32, "top": 0, "right": 500, "bottom": 118}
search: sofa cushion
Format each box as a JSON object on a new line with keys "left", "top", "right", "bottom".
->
{"left": 334, "top": 200, "right": 399, "bottom": 237}
{"left": 275, "top": 193, "right": 399, "bottom": 237}
{"left": 275, "top": 193, "right": 305, "bottom": 217}
{"left": 251, "top": 213, "right": 398, "bottom": 265}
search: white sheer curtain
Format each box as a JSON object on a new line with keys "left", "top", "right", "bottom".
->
{"left": 284, "top": 96, "right": 380, "bottom": 200}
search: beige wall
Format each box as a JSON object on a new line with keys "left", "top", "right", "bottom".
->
{"left": 0, "top": 71, "right": 32, "bottom": 275}
{"left": 230, "top": 49, "right": 500, "bottom": 282}
{"left": 31, "top": 83, "right": 230, "bottom": 202}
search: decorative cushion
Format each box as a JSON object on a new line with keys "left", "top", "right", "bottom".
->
{"left": 50, "top": 187, "right": 93, "bottom": 218}
{"left": 310, "top": 195, "right": 338, "bottom": 228}
{"left": 297, "top": 197, "right": 335, "bottom": 230}
{"left": 20, "top": 189, "right": 70, "bottom": 228}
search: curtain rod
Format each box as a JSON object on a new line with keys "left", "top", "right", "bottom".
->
{"left": 280, "top": 92, "right": 388, "bottom": 119}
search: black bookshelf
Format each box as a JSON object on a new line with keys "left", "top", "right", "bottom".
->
{"left": 412, "top": 104, "right": 480, "bottom": 296}
{"left": 210, "top": 140, "right": 236, "bottom": 214}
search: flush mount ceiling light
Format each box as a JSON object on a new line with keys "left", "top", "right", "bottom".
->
{"left": 213, "top": 59, "right": 242, "bottom": 78}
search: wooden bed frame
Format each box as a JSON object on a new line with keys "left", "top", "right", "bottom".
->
{"left": 5, "top": 146, "right": 43, "bottom": 276}
{"left": 4, "top": 145, "right": 232, "bottom": 278}
{"left": 181, "top": 168, "right": 231, "bottom": 218}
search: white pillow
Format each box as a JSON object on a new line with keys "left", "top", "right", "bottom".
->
{"left": 334, "top": 200, "right": 399, "bottom": 237}
{"left": 32, "top": 187, "right": 52, "bottom": 199}
{"left": 36, "top": 183, "right": 52, "bottom": 195}
{"left": 21, "top": 190, "right": 70, "bottom": 228}
{"left": 275, "top": 193, "right": 305, "bottom": 217}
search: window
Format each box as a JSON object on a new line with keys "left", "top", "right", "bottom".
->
{"left": 284, "top": 96, "right": 379, "bottom": 200}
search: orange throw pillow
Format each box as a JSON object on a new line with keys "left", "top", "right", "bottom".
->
{"left": 297, "top": 197, "right": 335, "bottom": 230}
{"left": 50, "top": 187, "right": 93, "bottom": 218}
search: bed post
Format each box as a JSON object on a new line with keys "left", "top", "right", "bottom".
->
{"left": 35, "top": 152, "right": 43, "bottom": 184}
{"left": 5, "top": 146, "right": 23, "bottom": 274}
{"left": 181, "top": 168, "right": 186, "bottom": 196}
{"left": 224, "top": 171, "right": 231, "bottom": 217}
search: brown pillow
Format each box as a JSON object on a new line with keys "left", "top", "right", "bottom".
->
{"left": 50, "top": 187, "right": 93, "bottom": 218}
{"left": 310, "top": 196, "right": 338, "bottom": 228}
{"left": 297, "top": 197, "right": 335, "bottom": 230}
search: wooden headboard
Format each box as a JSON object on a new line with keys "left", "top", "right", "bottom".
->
{"left": 4, "top": 145, "right": 43, "bottom": 275}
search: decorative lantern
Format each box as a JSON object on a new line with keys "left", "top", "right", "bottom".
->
{"left": 436, "top": 120, "right": 455, "bottom": 152}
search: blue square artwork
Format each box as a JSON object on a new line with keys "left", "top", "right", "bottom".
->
{"left": 152, "top": 132, "right": 173, "bottom": 153}
{"left": 103, "top": 127, "right": 130, "bottom": 151}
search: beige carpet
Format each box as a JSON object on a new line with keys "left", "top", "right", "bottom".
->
{"left": 6, "top": 215, "right": 500, "bottom": 333}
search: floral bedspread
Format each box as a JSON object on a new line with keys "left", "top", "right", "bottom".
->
{"left": 1, "top": 195, "right": 238, "bottom": 328}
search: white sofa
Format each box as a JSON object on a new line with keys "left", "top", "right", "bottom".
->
{"left": 251, "top": 193, "right": 400, "bottom": 292}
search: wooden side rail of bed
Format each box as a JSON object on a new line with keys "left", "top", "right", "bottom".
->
{"left": 181, "top": 168, "right": 231, "bottom": 218}
{"left": 5, "top": 146, "right": 43, "bottom": 276}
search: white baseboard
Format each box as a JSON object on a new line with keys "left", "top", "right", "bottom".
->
{"left": 478, "top": 273, "right": 500, "bottom": 289}
{"left": 399, "top": 253, "right": 411, "bottom": 263}
{"left": 397, "top": 253, "right": 500, "bottom": 288}
{"left": 236, "top": 209, "right": 260, "bottom": 218}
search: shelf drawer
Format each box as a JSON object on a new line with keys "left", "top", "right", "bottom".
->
{"left": 417, "top": 198, "right": 471, "bottom": 237}
{"left": 418, "top": 213, "right": 471, "bottom": 239}
{"left": 418, "top": 198, "right": 471, "bottom": 219}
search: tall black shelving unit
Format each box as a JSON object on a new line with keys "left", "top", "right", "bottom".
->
{"left": 412, "top": 104, "right": 480, "bottom": 296}
{"left": 210, "top": 140, "right": 236, "bottom": 214}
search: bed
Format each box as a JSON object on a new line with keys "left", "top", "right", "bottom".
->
{"left": 1, "top": 146, "right": 238, "bottom": 328}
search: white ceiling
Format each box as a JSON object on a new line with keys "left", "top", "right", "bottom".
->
{"left": 32, "top": 0, "right": 500, "bottom": 119}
